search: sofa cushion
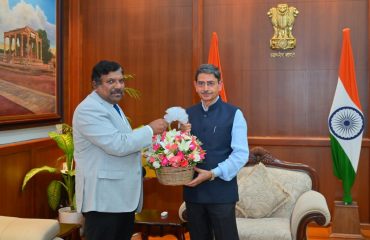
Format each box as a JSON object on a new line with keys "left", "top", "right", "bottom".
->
{"left": 236, "top": 217, "right": 291, "bottom": 240}
{"left": 235, "top": 204, "right": 247, "bottom": 218}
{"left": 237, "top": 163, "right": 290, "bottom": 218}
{"left": 268, "top": 167, "right": 312, "bottom": 218}
{"left": 0, "top": 216, "right": 60, "bottom": 240}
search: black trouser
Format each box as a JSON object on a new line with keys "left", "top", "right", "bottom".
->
{"left": 83, "top": 211, "right": 135, "bottom": 240}
{"left": 185, "top": 202, "right": 239, "bottom": 240}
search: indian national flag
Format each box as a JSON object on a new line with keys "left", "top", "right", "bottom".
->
{"left": 328, "top": 28, "right": 364, "bottom": 204}
{"left": 208, "top": 32, "right": 227, "bottom": 102}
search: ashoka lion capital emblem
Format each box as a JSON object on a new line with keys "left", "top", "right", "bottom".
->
{"left": 267, "top": 3, "right": 299, "bottom": 50}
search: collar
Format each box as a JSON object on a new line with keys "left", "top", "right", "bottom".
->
{"left": 91, "top": 91, "right": 115, "bottom": 107}
{"left": 201, "top": 96, "right": 220, "bottom": 112}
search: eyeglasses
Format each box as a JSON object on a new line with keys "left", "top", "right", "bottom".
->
{"left": 103, "top": 79, "right": 125, "bottom": 85}
{"left": 195, "top": 81, "right": 218, "bottom": 87}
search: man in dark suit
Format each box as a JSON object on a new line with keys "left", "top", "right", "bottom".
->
{"left": 183, "top": 64, "right": 249, "bottom": 240}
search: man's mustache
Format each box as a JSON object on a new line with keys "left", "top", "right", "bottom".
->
{"left": 201, "top": 91, "right": 211, "bottom": 94}
{"left": 111, "top": 89, "right": 123, "bottom": 94}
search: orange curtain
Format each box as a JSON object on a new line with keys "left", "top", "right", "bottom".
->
{"left": 208, "top": 32, "right": 227, "bottom": 102}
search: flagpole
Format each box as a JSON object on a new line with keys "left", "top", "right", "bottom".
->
{"left": 329, "top": 28, "right": 364, "bottom": 239}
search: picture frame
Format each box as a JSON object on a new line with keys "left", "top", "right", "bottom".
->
{"left": 0, "top": 0, "right": 63, "bottom": 130}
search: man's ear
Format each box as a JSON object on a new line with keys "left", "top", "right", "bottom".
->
{"left": 218, "top": 80, "right": 224, "bottom": 91}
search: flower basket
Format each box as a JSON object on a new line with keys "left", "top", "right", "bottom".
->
{"left": 144, "top": 107, "right": 206, "bottom": 186}
{"left": 155, "top": 166, "right": 194, "bottom": 186}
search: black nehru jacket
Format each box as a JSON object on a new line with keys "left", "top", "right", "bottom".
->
{"left": 184, "top": 98, "right": 239, "bottom": 203}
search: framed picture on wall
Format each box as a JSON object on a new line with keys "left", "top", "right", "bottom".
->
{"left": 0, "top": 0, "right": 62, "bottom": 130}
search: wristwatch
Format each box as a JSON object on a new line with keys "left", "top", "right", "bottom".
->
{"left": 209, "top": 170, "right": 216, "bottom": 181}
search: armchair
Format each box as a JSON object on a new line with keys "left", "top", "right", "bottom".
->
{"left": 179, "top": 147, "right": 331, "bottom": 240}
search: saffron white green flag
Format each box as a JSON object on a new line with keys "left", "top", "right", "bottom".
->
{"left": 328, "top": 28, "right": 364, "bottom": 204}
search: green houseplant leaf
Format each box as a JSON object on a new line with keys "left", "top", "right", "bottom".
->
{"left": 49, "top": 123, "right": 74, "bottom": 170}
{"left": 22, "top": 166, "right": 57, "bottom": 191}
{"left": 123, "top": 74, "right": 141, "bottom": 100}
{"left": 124, "top": 87, "right": 141, "bottom": 100}
{"left": 47, "top": 180, "right": 62, "bottom": 211}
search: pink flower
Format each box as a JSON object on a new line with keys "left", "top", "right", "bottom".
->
{"left": 180, "top": 160, "right": 189, "bottom": 167}
{"left": 144, "top": 129, "right": 205, "bottom": 170}
{"left": 175, "top": 135, "right": 182, "bottom": 142}
{"left": 189, "top": 143, "right": 196, "bottom": 151}
{"left": 161, "top": 157, "right": 169, "bottom": 166}
{"left": 169, "top": 155, "right": 182, "bottom": 167}
{"left": 161, "top": 131, "right": 167, "bottom": 141}
{"left": 153, "top": 143, "right": 161, "bottom": 151}
{"left": 165, "top": 143, "right": 178, "bottom": 152}
{"left": 176, "top": 151, "right": 185, "bottom": 160}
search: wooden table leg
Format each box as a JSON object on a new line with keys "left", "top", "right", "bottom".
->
{"left": 176, "top": 226, "right": 186, "bottom": 240}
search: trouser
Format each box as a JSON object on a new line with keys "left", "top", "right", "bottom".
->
{"left": 185, "top": 202, "right": 239, "bottom": 240}
{"left": 83, "top": 211, "right": 135, "bottom": 240}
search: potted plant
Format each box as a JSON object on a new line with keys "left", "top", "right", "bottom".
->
{"left": 22, "top": 123, "right": 84, "bottom": 228}
{"left": 22, "top": 123, "right": 75, "bottom": 211}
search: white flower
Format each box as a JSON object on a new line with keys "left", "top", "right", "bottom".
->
{"left": 164, "top": 107, "right": 188, "bottom": 124}
{"left": 56, "top": 124, "right": 63, "bottom": 134}
{"left": 178, "top": 140, "right": 191, "bottom": 152}
{"left": 165, "top": 129, "right": 178, "bottom": 140}
{"left": 152, "top": 161, "right": 161, "bottom": 169}
{"left": 60, "top": 162, "right": 68, "bottom": 174}
{"left": 193, "top": 154, "right": 201, "bottom": 162}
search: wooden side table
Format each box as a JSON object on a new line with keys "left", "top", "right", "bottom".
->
{"left": 134, "top": 209, "right": 187, "bottom": 240}
{"left": 57, "top": 223, "right": 82, "bottom": 240}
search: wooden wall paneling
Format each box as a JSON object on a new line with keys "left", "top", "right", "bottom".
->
{"left": 192, "top": 0, "right": 204, "bottom": 103}
{"left": 124, "top": 0, "right": 193, "bottom": 123}
{"left": 142, "top": 178, "right": 183, "bottom": 212}
{"left": 368, "top": 0, "right": 370, "bottom": 222}
{"left": 0, "top": 139, "right": 60, "bottom": 218}
{"left": 79, "top": 0, "right": 193, "bottom": 129}
{"left": 202, "top": 0, "right": 368, "bottom": 137}
{"left": 62, "top": 0, "right": 83, "bottom": 124}
{"left": 0, "top": 150, "right": 33, "bottom": 217}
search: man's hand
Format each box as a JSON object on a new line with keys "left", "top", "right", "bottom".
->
{"left": 148, "top": 119, "right": 168, "bottom": 135}
{"left": 184, "top": 167, "right": 213, "bottom": 187}
{"left": 179, "top": 123, "right": 191, "bottom": 132}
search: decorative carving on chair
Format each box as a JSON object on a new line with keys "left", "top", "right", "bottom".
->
{"left": 247, "top": 147, "right": 319, "bottom": 190}
{"left": 248, "top": 146, "right": 275, "bottom": 164}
